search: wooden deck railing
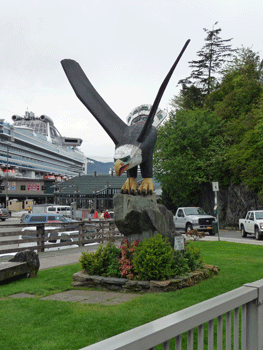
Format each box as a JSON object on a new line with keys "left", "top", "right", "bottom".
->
{"left": 0, "top": 219, "right": 122, "bottom": 255}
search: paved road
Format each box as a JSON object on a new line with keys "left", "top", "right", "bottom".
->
{"left": 1, "top": 212, "right": 263, "bottom": 271}
{"left": 34, "top": 230, "right": 263, "bottom": 270}
{"left": 201, "top": 229, "right": 263, "bottom": 245}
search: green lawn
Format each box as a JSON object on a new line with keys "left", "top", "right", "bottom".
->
{"left": 1, "top": 241, "right": 263, "bottom": 350}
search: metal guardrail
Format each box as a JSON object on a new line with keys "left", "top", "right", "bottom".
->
{"left": 80, "top": 279, "right": 263, "bottom": 350}
{"left": 0, "top": 219, "right": 122, "bottom": 255}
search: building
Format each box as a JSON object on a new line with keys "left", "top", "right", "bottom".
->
{"left": 0, "top": 111, "right": 87, "bottom": 206}
{"left": 53, "top": 173, "right": 161, "bottom": 210}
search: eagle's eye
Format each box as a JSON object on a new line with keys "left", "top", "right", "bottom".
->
{"left": 114, "top": 156, "right": 130, "bottom": 163}
{"left": 121, "top": 156, "right": 131, "bottom": 163}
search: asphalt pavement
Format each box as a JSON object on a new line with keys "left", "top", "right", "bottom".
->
{"left": 37, "top": 230, "right": 263, "bottom": 271}
{"left": 3, "top": 210, "right": 263, "bottom": 270}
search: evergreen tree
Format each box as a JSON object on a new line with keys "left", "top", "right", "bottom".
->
{"left": 179, "top": 23, "right": 236, "bottom": 98}
{"left": 153, "top": 47, "right": 263, "bottom": 209}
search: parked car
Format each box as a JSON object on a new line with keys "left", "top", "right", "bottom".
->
{"left": 0, "top": 207, "right": 10, "bottom": 221}
{"left": 20, "top": 213, "right": 74, "bottom": 224}
{"left": 0, "top": 252, "right": 16, "bottom": 259}
{"left": 19, "top": 227, "right": 98, "bottom": 251}
{"left": 239, "top": 210, "right": 263, "bottom": 240}
{"left": 32, "top": 205, "right": 72, "bottom": 217}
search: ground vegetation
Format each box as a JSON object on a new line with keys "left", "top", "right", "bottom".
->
{"left": 0, "top": 242, "right": 263, "bottom": 349}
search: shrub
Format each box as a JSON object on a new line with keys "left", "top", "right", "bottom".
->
{"left": 184, "top": 241, "right": 204, "bottom": 271}
{"left": 80, "top": 243, "right": 121, "bottom": 277}
{"left": 79, "top": 235, "right": 204, "bottom": 281}
{"left": 171, "top": 251, "right": 190, "bottom": 276}
{"left": 185, "top": 229, "right": 205, "bottom": 241}
{"left": 119, "top": 239, "right": 140, "bottom": 279}
{"left": 133, "top": 234, "right": 174, "bottom": 281}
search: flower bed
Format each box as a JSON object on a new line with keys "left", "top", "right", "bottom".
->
{"left": 72, "top": 264, "right": 219, "bottom": 293}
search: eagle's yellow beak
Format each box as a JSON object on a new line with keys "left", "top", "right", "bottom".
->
{"left": 114, "top": 159, "right": 130, "bottom": 176}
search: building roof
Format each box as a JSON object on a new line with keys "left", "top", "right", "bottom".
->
{"left": 56, "top": 173, "right": 161, "bottom": 196}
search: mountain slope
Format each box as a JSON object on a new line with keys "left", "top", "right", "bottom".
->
{"left": 86, "top": 158, "right": 114, "bottom": 174}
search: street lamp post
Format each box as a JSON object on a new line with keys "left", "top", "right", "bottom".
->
{"left": 5, "top": 135, "right": 14, "bottom": 208}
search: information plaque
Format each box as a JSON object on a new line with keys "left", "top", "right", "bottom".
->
{"left": 174, "top": 236, "right": 185, "bottom": 251}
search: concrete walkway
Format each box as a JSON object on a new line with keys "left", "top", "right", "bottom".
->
{"left": 9, "top": 290, "right": 141, "bottom": 305}
{"left": 38, "top": 244, "right": 101, "bottom": 270}
{"left": 9, "top": 242, "right": 140, "bottom": 305}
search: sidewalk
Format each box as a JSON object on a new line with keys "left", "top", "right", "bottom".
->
{"left": 201, "top": 234, "right": 263, "bottom": 245}
{"left": 38, "top": 233, "right": 263, "bottom": 270}
{"left": 38, "top": 243, "right": 101, "bottom": 270}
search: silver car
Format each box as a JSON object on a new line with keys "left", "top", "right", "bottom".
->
{"left": 0, "top": 208, "right": 10, "bottom": 221}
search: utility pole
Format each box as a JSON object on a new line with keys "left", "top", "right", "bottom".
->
{"left": 212, "top": 181, "right": 220, "bottom": 241}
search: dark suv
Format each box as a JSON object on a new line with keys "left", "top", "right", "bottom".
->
{"left": 0, "top": 208, "right": 10, "bottom": 221}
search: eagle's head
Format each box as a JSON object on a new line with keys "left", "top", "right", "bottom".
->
{"left": 114, "top": 144, "right": 142, "bottom": 176}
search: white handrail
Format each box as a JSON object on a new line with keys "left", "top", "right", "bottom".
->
{"left": 80, "top": 279, "right": 263, "bottom": 350}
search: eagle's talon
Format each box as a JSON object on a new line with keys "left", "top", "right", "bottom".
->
{"left": 142, "top": 189, "right": 146, "bottom": 196}
{"left": 131, "top": 189, "right": 135, "bottom": 195}
{"left": 121, "top": 178, "right": 138, "bottom": 195}
{"left": 149, "top": 190, "right": 152, "bottom": 195}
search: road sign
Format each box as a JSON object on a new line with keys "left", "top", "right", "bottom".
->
{"left": 212, "top": 182, "right": 219, "bottom": 192}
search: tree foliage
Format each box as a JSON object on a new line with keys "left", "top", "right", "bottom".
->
{"left": 175, "top": 23, "right": 236, "bottom": 111}
{"left": 154, "top": 43, "right": 263, "bottom": 209}
{"left": 154, "top": 108, "right": 226, "bottom": 208}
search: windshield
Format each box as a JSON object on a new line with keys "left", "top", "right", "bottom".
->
{"left": 58, "top": 216, "right": 67, "bottom": 222}
{"left": 255, "top": 212, "right": 263, "bottom": 219}
{"left": 184, "top": 207, "right": 206, "bottom": 215}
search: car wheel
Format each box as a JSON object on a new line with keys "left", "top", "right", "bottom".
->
{"left": 1, "top": 218, "right": 5, "bottom": 221}
{"left": 185, "top": 223, "right": 193, "bottom": 233}
{"left": 241, "top": 225, "right": 247, "bottom": 238}
{"left": 255, "top": 227, "right": 262, "bottom": 240}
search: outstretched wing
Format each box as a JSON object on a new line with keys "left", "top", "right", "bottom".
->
{"left": 137, "top": 39, "right": 190, "bottom": 143}
{"left": 61, "top": 59, "right": 127, "bottom": 145}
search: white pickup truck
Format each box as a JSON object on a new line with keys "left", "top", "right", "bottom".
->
{"left": 239, "top": 210, "right": 263, "bottom": 240}
{"left": 173, "top": 207, "right": 217, "bottom": 234}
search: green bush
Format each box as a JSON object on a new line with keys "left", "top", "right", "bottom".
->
{"left": 133, "top": 234, "right": 174, "bottom": 281}
{"left": 80, "top": 243, "right": 121, "bottom": 277}
{"left": 79, "top": 235, "right": 204, "bottom": 281}
{"left": 184, "top": 241, "right": 204, "bottom": 271}
{"left": 171, "top": 251, "right": 191, "bottom": 276}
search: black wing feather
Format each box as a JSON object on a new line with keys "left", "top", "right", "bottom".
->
{"left": 61, "top": 59, "right": 127, "bottom": 145}
{"left": 137, "top": 39, "right": 190, "bottom": 143}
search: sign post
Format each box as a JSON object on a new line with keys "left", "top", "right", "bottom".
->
{"left": 212, "top": 181, "right": 220, "bottom": 241}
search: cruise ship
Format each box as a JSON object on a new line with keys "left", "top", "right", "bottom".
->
{"left": 126, "top": 104, "right": 167, "bottom": 127}
{"left": 0, "top": 111, "right": 87, "bottom": 180}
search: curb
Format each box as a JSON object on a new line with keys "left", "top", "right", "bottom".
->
{"left": 72, "top": 264, "right": 219, "bottom": 293}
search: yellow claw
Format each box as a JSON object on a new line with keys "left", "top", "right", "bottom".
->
{"left": 138, "top": 178, "right": 154, "bottom": 195}
{"left": 121, "top": 177, "right": 138, "bottom": 194}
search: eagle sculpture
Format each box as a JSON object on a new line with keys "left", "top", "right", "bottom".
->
{"left": 61, "top": 39, "right": 190, "bottom": 195}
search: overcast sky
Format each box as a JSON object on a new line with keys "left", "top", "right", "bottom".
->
{"left": 1, "top": 0, "right": 262, "bottom": 162}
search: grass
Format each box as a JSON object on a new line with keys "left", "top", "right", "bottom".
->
{"left": 1, "top": 241, "right": 263, "bottom": 349}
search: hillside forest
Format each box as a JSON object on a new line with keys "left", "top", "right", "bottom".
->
{"left": 153, "top": 24, "right": 263, "bottom": 221}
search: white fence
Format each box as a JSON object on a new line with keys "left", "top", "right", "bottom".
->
{"left": 80, "top": 279, "right": 263, "bottom": 350}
